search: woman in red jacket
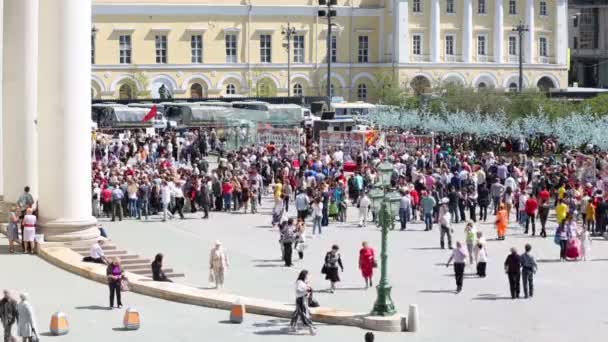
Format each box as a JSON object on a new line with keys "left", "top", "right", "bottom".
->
{"left": 358, "top": 241, "right": 376, "bottom": 289}
{"left": 221, "top": 179, "right": 234, "bottom": 212}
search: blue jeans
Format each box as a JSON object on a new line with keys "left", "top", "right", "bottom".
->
{"left": 424, "top": 212, "right": 433, "bottom": 230}
{"left": 138, "top": 200, "right": 149, "bottom": 219}
{"left": 399, "top": 208, "right": 410, "bottom": 230}
{"left": 223, "top": 194, "right": 232, "bottom": 211}
{"left": 313, "top": 216, "right": 322, "bottom": 234}
{"left": 128, "top": 198, "right": 138, "bottom": 218}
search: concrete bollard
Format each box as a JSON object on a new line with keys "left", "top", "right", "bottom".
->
{"left": 49, "top": 312, "right": 69, "bottom": 336}
{"left": 123, "top": 307, "right": 141, "bottom": 330}
{"left": 229, "top": 299, "right": 246, "bottom": 323}
{"left": 407, "top": 304, "right": 419, "bottom": 332}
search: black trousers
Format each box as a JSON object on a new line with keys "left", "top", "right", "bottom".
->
{"left": 478, "top": 204, "right": 488, "bottom": 221}
{"left": 476, "top": 262, "right": 487, "bottom": 277}
{"left": 507, "top": 271, "right": 520, "bottom": 298}
{"left": 111, "top": 201, "right": 123, "bottom": 221}
{"left": 440, "top": 225, "right": 452, "bottom": 249}
{"left": 283, "top": 242, "right": 293, "bottom": 266}
{"left": 215, "top": 196, "right": 223, "bottom": 211}
{"left": 201, "top": 203, "right": 209, "bottom": 218}
{"left": 297, "top": 210, "right": 308, "bottom": 221}
{"left": 283, "top": 197, "right": 290, "bottom": 213}
{"left": 539, "top": 207, "right": 549, "bottom": 236}
{"left": 454, "top": 262, "right": 465, "bottom": 290}
{"left": 522, "top": 268, "right": 534, "bottom": 297}
{"left": 109, "top": 281, "right": 122, "bottom": 307}
{"left": 173, "top": 198, "right": 185, "bottom": 218}
{"left": 469, "top": 205, "right": 477, "bottom": 222}
{"left": 290, "top": 296, "right": 313, "bottom": 328}
{"left": 525, "top": 213, "right": 536, "bottom": 234}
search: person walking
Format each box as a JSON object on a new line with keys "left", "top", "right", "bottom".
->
{"left": 7, "top": 206, "right": 20, "bottom": 253}
{"left": 358, "top": 242, "right": 376, "bottom": 289}
{"left": 198, "top": 178, "right": 211, "bottom": 219}
{"left": 172, "top": 181, "right": 186, "bottom": 219}
{"left": 281, "top": 221, "right": 296, "bottom": 267}
{"left": 504, "top": 247, "right": 521, "bottom": 299}
{"left": 21, "top": 208, "right": 36, "bottom": 254}
{"left": 295, "top": 190, "right": 310, "bottom": 221}
{"left": 399, "top": 191, "right": 411, "bottom": 230}
{"left": 209, "top": 241, "right": 229, "bottom": 289}
{"left": 464, "top": 222, "right": 477, "bottom": 264}
{"left": 445, "top": 241, "right": 468, "bottom": 293}
{"left": 111, "top": 185, "right": 124, "bottom": 222}
{"left": 476, "top": 242, "right": 488, "bottom": 277}
{"left": 0, "top": 290, "right": 18, "bottom": 342}
{"left": 312, "top": 197, "right": 323, "bottom": 235}
{"left": 495, "top": 204, "right": 508, "bottom": 240}
{"left": 16, "top": 293, "right": 38, "bottom": 342}
{"left": 524, "top": 193, "right": 538, "bottom": 235}
{"left": 477, "top": 185, "right": 490, "bottom": 222}
{"left": 421, "top": 191, "right": 436, "bottom": 231}
{"left": 161, "top": 181, "right": 174, "bottom": 222}
{"left": 151, "top": 253, "right": 172, "bottom": 282}
{"left": 357, "top": 192, "right": 371, "bottom": 227}
{"left": 520, "top": 244, "right": 537, "bottom": 298}
{"left": 289, "top": 270, "right": 316, "bottom": 335}
{"left": 323, "top": 245, "right": 344, "bottom": 293}
{"left": 106, "top": 258, "right": 124, "bottom": 309}
{"left": 439, "top": 198, "right": 453, "bottom": 249}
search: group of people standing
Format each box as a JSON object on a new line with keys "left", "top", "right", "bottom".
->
{"left": 0, "top": 290, "right": 38, "bottom": 342}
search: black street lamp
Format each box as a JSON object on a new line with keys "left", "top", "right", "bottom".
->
{"left": 512, "top": 22, "right": 529, "bottom": 93}
{"left": 282, "top": 23, "right": 297, "bottom": 97}
{"left": 318, "top": 0, "right": 337, "bottom": 107}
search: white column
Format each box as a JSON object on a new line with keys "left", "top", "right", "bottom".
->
{"left": 0, "top": 0, "right": 4, "bottom": 197}
{"left": 395, "top": 0, "right": 410, "bottom": 63}
{"left": 430, "top": 0, "right": 441, "bottom": 62}
{"left": 463, "top": 0, "right": 473, "bottom": 63}
{"left": 555, "top": 0, "right": 568, "bottom": 65}
{"left": 494, "top": 0, "right": 504, "bottom": 63}
{"left": 37, "top": 0, "right": 98, "bottom": 242}
{"left": 525, "top": 0, "right": 535, "bottom": 63}
{"left": 2, "top": 0, "right": 39, "bottom": 202}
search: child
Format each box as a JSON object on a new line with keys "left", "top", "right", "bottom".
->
{"left": 580, "top": 228, "right": 592, "bottom": 261}
{"left": 250, "top": 189, "right": 258, "bottom": 214}
{"left": 464, "top": 222, "right": 477, "bottom": 264}
{"left": 476, "top": 242, "right": 487, "bottom": 277}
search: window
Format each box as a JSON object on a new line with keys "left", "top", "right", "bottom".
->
{"left": 412, "top": 35, "right": 422, "bottom": 55}
{"left": 293, "top": 83, "right": 303, "bottom": 97}
{"left": 293, "top": 35, "right": 305, "bottom": 63}
{"left": 477, "top": 35, "right": 487, "bottom": 55}
{"left": 445, "top": 35, "right": 455, "bottom": 55}
{"left": 573, "top": 16, "right": 578, "bottom": 27}
{"left": 508, "top": 36, "right": 518, "bottom": 55}
{"left": 357, "top": 84, "right": 368, "bottom": 102}
{"left": 91, "top": 32, "right": 96, "bottom": 64}
{"left": 358, "top": 36, "right": 369, "bottom": 63}
{"left": 260, "top": 34, "right": 272, "bottom": 63}
{"left": 539, "top": 0, "right": 547, "bottom": 16}
{"left": 573, "top": 37, "right": 578, "bottom": 49}
{"left": 446, "top": 0, "right": 455, "bottom": 14}
{"left": 226, "top": 84, "right": 236, "bottom": 95}
{"left": 226, "top": 34, "right": 237, "bottom": 63}
{"left": 331, "top": 35, "right": 337, "bottom": 63}
{"left": 155, "top": 35, "right": 167, "bottom": 64}
{"left": 509, "top": 82, "right": 518, "bottom": 92}
{"left": 413, "top": 0, "right": 422, "bottom": 13}
{"left": 119, "top": 34, "right": 132, "bottom": 64}
{"left": 539, "top": 37, "right": 547, "bottom": 56}
{"left": 509, "top": 0, "right": 516, "bottom": 14}
{"left": 191, "top": 35, "right": 203, "bottom": 64}
{"left": 478, "top": 0, "right": 486, "bottom": 14}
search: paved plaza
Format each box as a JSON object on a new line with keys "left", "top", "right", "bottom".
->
{"left": 4, "top": 198, "right": 608, "bottom": 342}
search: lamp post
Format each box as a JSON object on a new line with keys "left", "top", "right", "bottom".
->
{"left": 282, "top": 23, "right": 297, "bottom": 97}
{"left": 369, "top": 161, "right": 400, "bottom": 316}
{"left": 512, "top": 22, "right": 529, "bottom": 92}
{"left": 318, "top": 0, "right": 337, "bottom": 107}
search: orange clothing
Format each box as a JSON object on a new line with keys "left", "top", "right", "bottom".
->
{"left": 496, "top": 209, "right": 508, "bottom": 237}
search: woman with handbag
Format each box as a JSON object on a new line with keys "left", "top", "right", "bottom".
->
{"left": 289, "top": 270, "right": 316, "bottom": 335}
{"left": 358, "top": 242, "right": 376, "bottom": 289}
{"left": 16, "top": 293, "right": 39, "bottom": 342}
{"left": 323, "top": 245, "right": 344, "bottom": 293}
{"left": 106, "top": 257, "right": 124, "bottom": 309}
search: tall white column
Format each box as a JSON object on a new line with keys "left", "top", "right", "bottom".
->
{"left": 525, "top": 0, "right": 535, "bottom": 63}
{"left": 0, "top": 0, "right": 4, "bottom": 197}
{"left": 2, "top": 0, "right": 39, "bottom": 202}
{"left": 395, "top": 0, "right": 410, "bottom": 63}
{"left": 430, "top": 0, "right": 441, "bottom": 62}
{"left": 555, "top": 0, "right": 568, "bottom": 65}
{"left": 463, "top": 0, "right": 473, "bottom": 63}
{"left": 37, "top": 0, "right": 98, "bottom": 242}
{"left": 494, "top": 0, "right": 504, "bottom": 63}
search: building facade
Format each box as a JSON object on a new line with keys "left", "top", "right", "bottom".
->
{"left": 91, "top": 0, "right": 569, "bottom": 102}
{"left": 569, "top": 0, "right": 608, "bottom": 88}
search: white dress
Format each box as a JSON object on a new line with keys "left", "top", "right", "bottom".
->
{"left": 22, "top": 214, "right": 37, "bottom": 242}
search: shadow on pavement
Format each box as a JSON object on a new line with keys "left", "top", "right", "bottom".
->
{"left": 411, "top": 247, "right": 443, "bottom": 250}
{"left": 472, "top": 294, "right": 513, "bottom": 300}
{"left": 112, "top": 327, "right": 134, "bottom": 332}
{"left": 418, "top": 289, "right": 456, "bottom": 294}
{"left": 251, "top": 259, "right": 283, "bottom": 263}
{"left": 253, "top": 328, "right": 292, "bottom": 335}
{"left": 75, "top": 305, "right": 113, "bottom": 311}
{"left": 252, "top": 319, "right": 290, "bottom": 328}
{"left": 254, "top": 264, "right": 285, "bottom": 268}
{"left": 536, "top": 258, "right": 562, "bottom": 263}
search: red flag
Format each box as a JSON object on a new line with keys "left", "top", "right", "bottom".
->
{"left": 142, "top": 105, "right": 158, "bottom": 122}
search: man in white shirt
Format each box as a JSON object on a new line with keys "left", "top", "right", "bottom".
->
{"left": 83, "top": 239, "right": 108, "bottom": 264}
{"left": 439, "top": 198, "right": 453, "bottom": 249}
{"left": 161, "top": 181, "right": 174, "bottom": 222}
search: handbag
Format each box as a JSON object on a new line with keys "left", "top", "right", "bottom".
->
{"left": 372, "top": 259, "right": 378, "bottom": 268}
{"left": 308, "top": 293, "right": 320, "bottom": 308}
{"left": 31, "top": 329, "right": 39, "bottom": 342}
{"left": 321, "top": 265, "right": 327, "bottom": 274}
{"left": 120, "top": 278, "right": 130, "bottom": 292}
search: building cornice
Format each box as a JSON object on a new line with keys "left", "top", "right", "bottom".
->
{"left": 92, "top": 3, "right": 384, "bottom": 17}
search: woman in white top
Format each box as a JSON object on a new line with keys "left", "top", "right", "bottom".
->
{"left": 289, "top": 270, "right": 316, "bottom": 335}
{"left": 209, "top": 241, "right": 229, "bottom": 289}
{"left": 17, "top": 293, "right": 38, "bottom": 341}
{"left": 22, "top": 208, "right": 37, "bottom": 254}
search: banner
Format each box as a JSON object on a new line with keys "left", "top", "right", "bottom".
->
{"left": 256, "top": 127, "right": 301, "bottom": 147}
{"left": 383, "top": 134, "right": 434, "bottom": 156}
{"left": 319, "top": 131, "right": 367, "bottom": 156}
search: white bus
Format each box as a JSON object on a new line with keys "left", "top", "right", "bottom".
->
{"left": 331, "top": 101, "right": 377, "bottom": 118}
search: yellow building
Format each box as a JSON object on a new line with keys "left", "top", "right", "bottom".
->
{"left": 91, "top": 0, "right": 569, "bottom": 102}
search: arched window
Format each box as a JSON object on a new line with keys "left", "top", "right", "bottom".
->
{"left": 357, "top": 83, "right": 368, "bottom": 102}
{"left": 509, "top": 82, "right": 518, "bottom": 92}
{"left": 226, "top": 84, "right": 236, "bottom": 95}
{"left": 293, "top": 83, "right": 303, "bottom": 97}
{"left": 478, "top": 82, "right": 487, "bottom": 89}
{"left": 190, "top": 83, "right": 203, "bottom": 99}
{"left": 119, "top": 84, "right": 133, "bottom": 100}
